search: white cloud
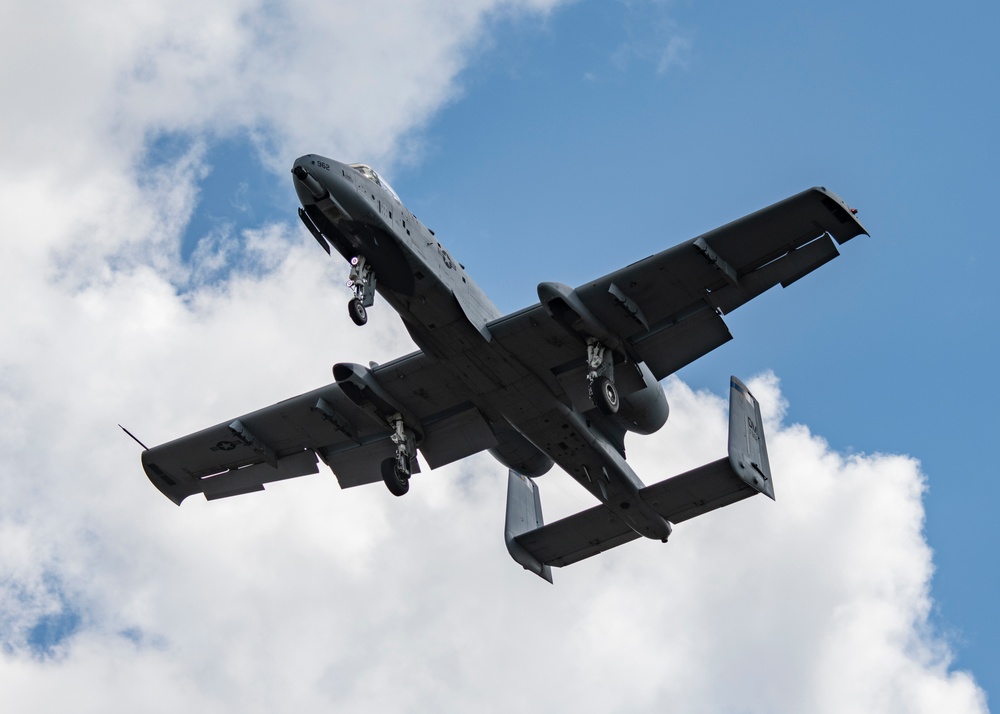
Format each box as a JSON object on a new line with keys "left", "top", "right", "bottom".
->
{"left": 657, "top": 33, "right": 693, "bottom": 73}
{"left": 610, "top": 0, "right": 693, "bottom": 75}
{"left": 6, "top": 344, "right": 988, "bottom": 711}
{"left": 0, "top": 0, "right": 988, "bottom": 711}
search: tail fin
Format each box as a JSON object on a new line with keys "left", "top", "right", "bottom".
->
{"left": 728, "top": 376, "right": 774, "bottom": 499}
{"left": 504, "top": 471, "right": 553, "bottom": 583}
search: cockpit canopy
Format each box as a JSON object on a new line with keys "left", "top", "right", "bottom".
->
{"left": 349, "top": 163, "right": 400, "bottom": 203}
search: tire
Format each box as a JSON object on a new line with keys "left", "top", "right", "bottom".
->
{"left": 381, "top": 457, "right": 409, "bottom": 497}
{"left": 348, "top": 298, "right": 368, "bottom": 326}
{"left": 591, "top": 375, "right": 620, "bottom": 415}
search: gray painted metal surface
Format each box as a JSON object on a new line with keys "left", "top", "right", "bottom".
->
{"left": 140, "top": 154, "right": 866, "bottom": 577}
{"left": 511, "top": 377, "right": 774, "bottom": 578}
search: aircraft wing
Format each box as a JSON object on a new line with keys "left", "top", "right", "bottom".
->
{"left": 140, "top": 350, "right": 497, "bottom": 505}
{"left": 488, "top": 187, "right": 867, "bottom": 387}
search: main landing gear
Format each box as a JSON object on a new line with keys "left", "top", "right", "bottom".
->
{"left": 381, "top": 414, "right": 415, "bottom": 496}
{"left": 586, "top": 339, "right": 619, "bottom": 415}
{"left": 347, "top": 255, "right": 376, "bottom": 326}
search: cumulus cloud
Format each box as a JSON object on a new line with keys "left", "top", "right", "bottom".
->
{"left": 0, "top": 0, "right": 987, "bottom": 712}
{"left": 0, "top": 0, "right": 564, "bottom": 279}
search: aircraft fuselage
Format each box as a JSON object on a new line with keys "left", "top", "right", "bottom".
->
{"left": 292, "top": 155, "right": 673, "bottom": 541}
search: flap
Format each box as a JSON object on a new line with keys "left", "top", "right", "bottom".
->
{"left": 631, "top": 306, "right": 733, "bottom": 382}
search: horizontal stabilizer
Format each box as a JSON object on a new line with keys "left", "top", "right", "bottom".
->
{"left": 509, "top": 377, "right": 774, "bottom": 571}
{"left": 513, "top": 496, "right": 640, "bottom": 568}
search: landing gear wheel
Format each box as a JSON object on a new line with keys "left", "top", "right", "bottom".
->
{"left": 591, "top": 375, "right": 620, "bottom": 415}
{"left": 381, "top": 457, "right": 409, "bottom": 496}
{"left": 348, "top": 298, "right": 368, "bottom": 326}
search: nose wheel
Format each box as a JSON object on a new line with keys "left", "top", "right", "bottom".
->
{"left": 346, "top": 255, "right": 376, "bottom": 325}
{"left": 348, "top": 298, "right": 367, "bottom": 326}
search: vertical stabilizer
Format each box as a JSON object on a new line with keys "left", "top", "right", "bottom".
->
{"left": 504, "top": 471, "right": 554, "bottom": 583}
{"left": 728, "top": 377, "right": 775, "bottom": 500}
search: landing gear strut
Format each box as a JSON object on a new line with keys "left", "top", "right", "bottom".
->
{"left": 381, "top": 414, "right": 415, "bottom": 496}
{"left": 347, "top": 255, "right": 376, "bottom": 326}
{"left": 586, "top": 339, "right": 619, "bottom": 415}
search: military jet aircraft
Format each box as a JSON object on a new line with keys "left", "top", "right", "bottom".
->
{"left": 138, "top": 155, "right": 866, "bottom": 581}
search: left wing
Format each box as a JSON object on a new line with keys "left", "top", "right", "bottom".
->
{"left": 488, "top": 187, "right": 867, "bottom": 396}
{"left": 141, "top": 350, "right": 497, "bottom": 504}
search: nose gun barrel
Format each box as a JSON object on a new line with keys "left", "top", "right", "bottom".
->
{"left": 291, "top": 165, "right": 328, "bottom": 200}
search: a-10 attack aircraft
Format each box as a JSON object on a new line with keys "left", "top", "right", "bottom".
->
{"left": 138, "top": 155, "right": 866, "bottom": 581}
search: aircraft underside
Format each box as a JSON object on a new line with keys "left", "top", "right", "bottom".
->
{"left": 301, "top": 176, "right": 675, "bottom": 540}
{"left": 137, "top": 154, "right": 866, "bottom": 581}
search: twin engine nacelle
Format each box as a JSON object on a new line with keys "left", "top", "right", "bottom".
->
{"left": 609, "top": 362, "right": 670, "bottom": 436}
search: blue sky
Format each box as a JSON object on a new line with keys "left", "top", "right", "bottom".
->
{"left": 183, "top": 3, "right": 1000, "bottom": 689}
{"left": 1, "top": 0, "right": 997, "bottom": 710}
{"left": 433, "top": 4, "right": 1000, "bottom": 691}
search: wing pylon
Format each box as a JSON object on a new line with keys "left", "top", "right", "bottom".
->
{"left": 505, "top": 376, "right": 772, "bottom": 581}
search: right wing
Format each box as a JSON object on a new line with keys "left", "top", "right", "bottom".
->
{"left": 488, "top": 187, "right": 867, "bottom": 394}
{"left": 141, "top": 350, "right": 497, "bottom": 505}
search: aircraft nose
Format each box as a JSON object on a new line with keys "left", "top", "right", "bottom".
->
{"left": 290, "top": 155, "right": 362, "bottom": 221}
{"left": 291, "top": 155, "right": 332, "bottom": 202}
{"left": 291, "top": 154, "right": 313, "bottom": 177}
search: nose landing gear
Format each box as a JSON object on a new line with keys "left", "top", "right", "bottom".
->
{"left": 348, "top": 297, "right": 368, "bottom": 326}
{"left": 347, "top": 255, "right": 376, "bottom": 326}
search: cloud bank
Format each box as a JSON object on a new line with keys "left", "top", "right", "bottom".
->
{"left": 0, "top": 1, "right": 986, "bottom": 711}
